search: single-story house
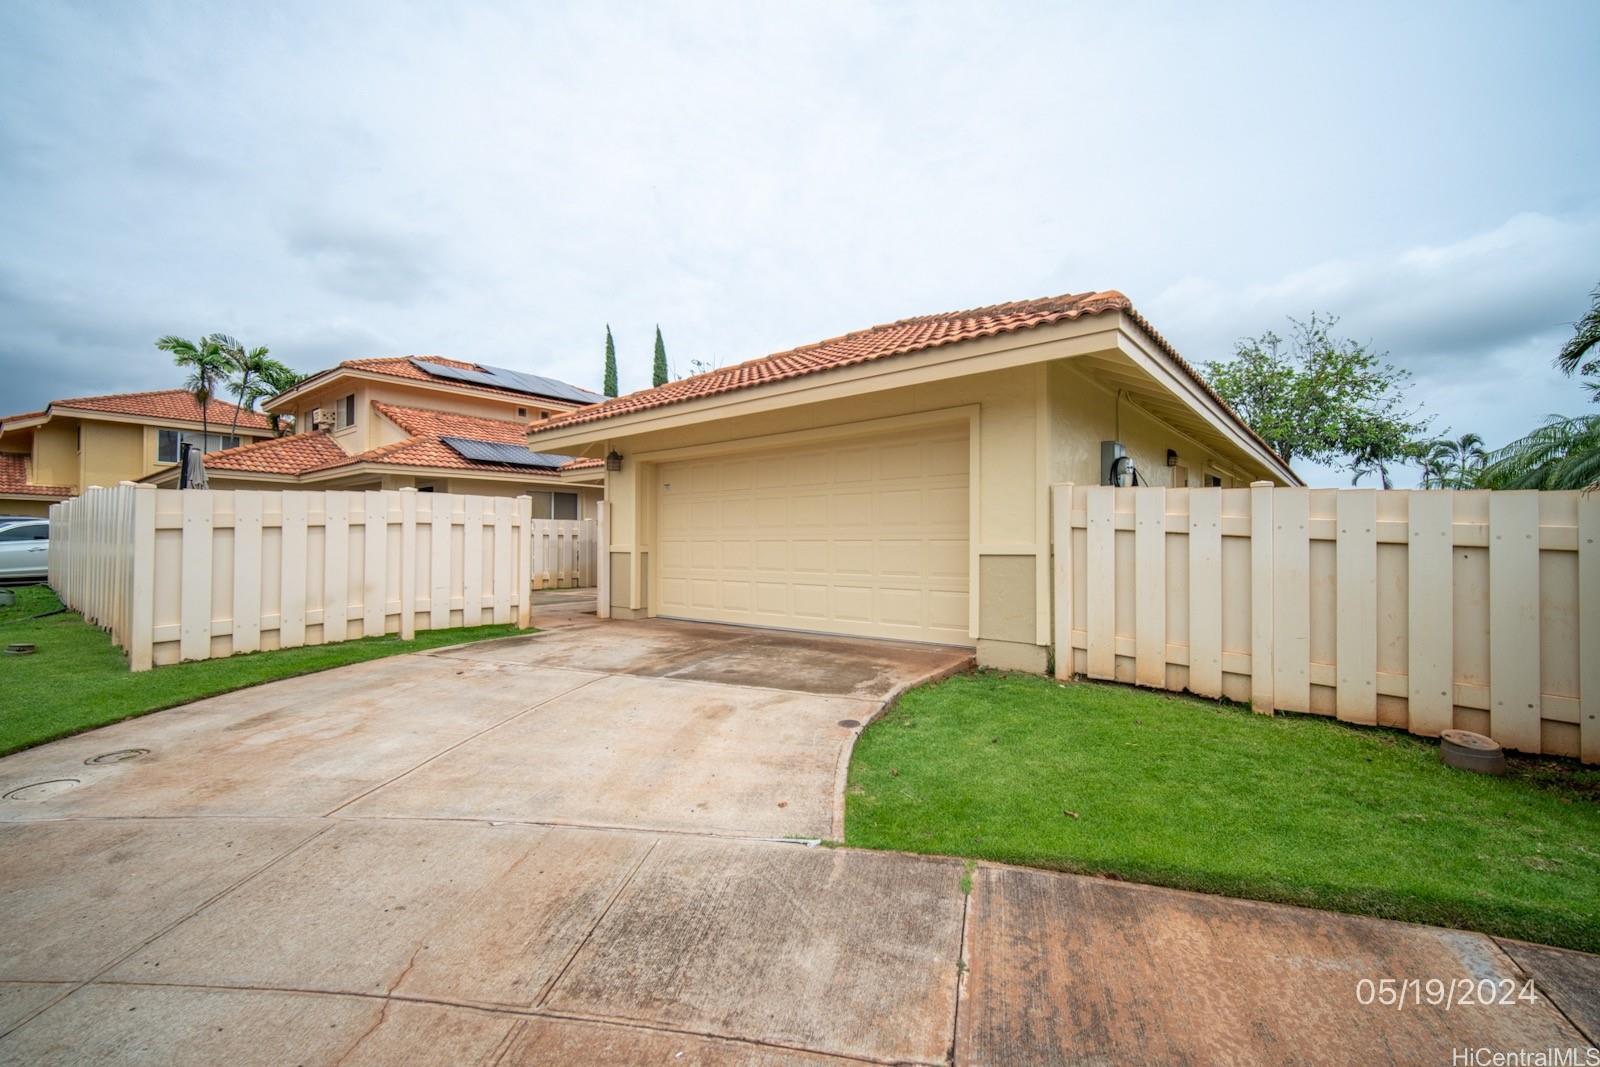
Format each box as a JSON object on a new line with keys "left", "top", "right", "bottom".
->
{"left": 143, "top": 355, "right": 606, "bottom": 518}
{"left": 526, "top": 290, "right": 1298, "bottom": 670}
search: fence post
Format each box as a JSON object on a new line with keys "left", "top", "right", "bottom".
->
{"left": 516, "top": 494, "right": 533, "bottom": 629}
{"left": 1249, "top": 481, "right": 1275, "bottom": 714}
{"left": 233, "top": 491, "right": 263, "bottom": 654}
{"left": 179, "top": 490, "right": 213, "bottom": 662}
{"left": 1187, "top": 488, "right": 1223, "bottom": 699}
{"left": 1050, "top": 483, "right": 1073, "bottom": 680}
{"left": 597, "top": 500, "right": 611, "bottom": 620}
{"left": 1334, "top": 489, "right": 1378, "bottom": 725}
{"left": 1084, "top": 486, "right": 1115, "bottom": 680}
{"left": 1407, "top": 491, "right": 1455, "bottom": 735}
{"left": 1134, "top": 486, "right": 1167, "bottom": 688}
{"left": 1580, "top": 491, "right": 1599, "bottom": 765}
{"left": 128, "top": 484, "right": 156, "bottom": 671}
{"left": 1489, "top": 491, "right": 1541, "bottom": 753}
{"left": 398, "top": 488, "right": 417, "bottom": 640}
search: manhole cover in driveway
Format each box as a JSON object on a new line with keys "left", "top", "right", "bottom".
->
{"left": 4, "top": 779, "right": 81, "bottom": 801}
{"left": 85, "top": 748, "right": 149, "bottom": 766}
{"left": 837, "top": 719, "right": 861, "bottom": 728}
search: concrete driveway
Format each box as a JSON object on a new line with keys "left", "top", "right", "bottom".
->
{"left": 0, "top": 615, "right": 1596, "bottom": 1065}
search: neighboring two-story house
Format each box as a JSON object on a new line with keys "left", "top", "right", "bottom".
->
{"left": 144, "top": 355, "right": 606, "bottom": 519}
{"left": 0, "top": 390, "right": 275, "bottom": 516}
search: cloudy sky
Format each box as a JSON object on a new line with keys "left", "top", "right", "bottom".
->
{"left": 3, "top": 1, "right": 1596, "bottom": 486}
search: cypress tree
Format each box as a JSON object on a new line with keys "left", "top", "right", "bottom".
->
{"left": 652, "top": 325, "right": 668, "bottom": 386}
{"left": 603, "top": 324, "right": 618, "bottom": 398}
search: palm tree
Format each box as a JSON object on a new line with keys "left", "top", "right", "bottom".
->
{"left": 1412, "top": 433, "right": 1486, "bottom": 489}
{"left": 1556, "top": 283, "right": 1600, "bottom": 387}
{"left": 155, "top": 334, "right": 229, "bottom": 445}
{"left": 1413, "top": 439, "right": 1453, "bottom": 489}
{"left": 1477, "top": 415, "right": 1600, "bottom": 491}
{"left": 1348, "top": 444, "right": 1395, "bottom": 489}
{"left": 208, "top": 334, "right": 273, "bottom": 440}
{"left": 251, "top": 358, "right": 305, "bottom": 435}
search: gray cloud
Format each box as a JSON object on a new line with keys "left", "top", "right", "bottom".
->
{"left": 1, "top": 1, "right": 1597, "bottom": 480}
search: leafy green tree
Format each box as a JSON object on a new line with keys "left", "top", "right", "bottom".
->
{"left": 208, "top": 333, "right": 273, "bottom": 440}
{"left": 652, "top": 325, "right": 668, "bottom": 387}
{"left": 603, "top": 325, "right": 618, "bottom": 398}
{"left": 1477, "top": 415, "right": 1600, "bottom": 490}
{"left": 155, "top": 334, "right": 229, "bottom": 444}
{"left": 1203, "top": 314, "right": 1432, "bottom": 472}
{"left": 1556, "top": 283, "right": 1600, "bottom": 399}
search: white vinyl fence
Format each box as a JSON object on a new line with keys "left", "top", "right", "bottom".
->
{"left": 1053, "top": 483, "right": 1598, "bottom": 763}
{"left": 51, "top": 484, "right": 535, "bottom": 670}
{"left": 529, "top": 518, "right": 597, "bottom": 589}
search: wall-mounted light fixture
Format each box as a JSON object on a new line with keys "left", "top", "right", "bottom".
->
{"left": 605, "top": 450, "right": 623, "bottom": 472}
{"left": 1166, "top": 449, "right": 1178, "bottom": 467}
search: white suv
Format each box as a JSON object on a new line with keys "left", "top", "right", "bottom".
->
{"left": 0, "top": 519, "right": 49, "bottom": 582}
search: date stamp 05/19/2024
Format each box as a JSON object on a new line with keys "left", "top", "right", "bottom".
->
{"left": 1355, "top": 977, "right": 1542, "bottom": 1012}
{"left": 1356, "top": 979, "right": 1599, "bottom": 1067}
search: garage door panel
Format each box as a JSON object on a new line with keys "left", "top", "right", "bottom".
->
{"left": 875, "top": 489, "right": 924, "bottom": 525}
{"left": 927, "top": 539, "right": 968, "bottom": 579}
{"left": 877, "top": 587, "right": 924, "bottom": 627}
{"left": 792, "top": 494, "right": 829, "bottom": 527}
{"left": 793, "top": 540, "right": 828, "bottom": 573}
{"left": 833, "top": 539, "right": 873, "bottom": 575}
{"left": 793, "top": 584, "right": 829, "bottom": 619}
{"left": 654, "top": 427, "right": 971, "bottom": 646}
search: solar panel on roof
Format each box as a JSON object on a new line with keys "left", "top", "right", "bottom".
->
{"left": 409, "top": 358, "right": 603, "bottom": 405}
{"left": 440, "top": 436, "right": 575, "bottom": 469}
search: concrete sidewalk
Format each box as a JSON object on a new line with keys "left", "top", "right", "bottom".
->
{"left": 0, "top": 618, "right": 1594, "bottom": 1065}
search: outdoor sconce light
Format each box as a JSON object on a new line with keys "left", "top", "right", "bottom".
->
{"left": 1166, "top": 449, "right": 1178, "bottom": 467}
{"left": 605, "top": 450, "right": 623, "bottom": 472}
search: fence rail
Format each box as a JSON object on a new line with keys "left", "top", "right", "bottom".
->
{"left": 1052, "top": 483, "right": 1598, "bottom": 763}
{"left": 51, "top": 485, "right": 535, "bottom": 670}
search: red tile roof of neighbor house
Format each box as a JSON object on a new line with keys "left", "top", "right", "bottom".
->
{"left": 524, "top": 290, "right": 1280, "bottom": 463}
{"left": 201, "top": 430, "right": 351, "bottom": 474}
{"left": 0, "top": 453, "right": 72, "bottom": 497}
{"left": 313, "top": 356, "right": 592, "bottom": 407}
{"left": 51, "top": 389, "right": 274, "bottom": 431}
{"left": 196, "top": 403, "right": 598, "bottom": 478}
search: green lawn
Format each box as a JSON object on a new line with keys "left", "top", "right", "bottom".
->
{"left": 846, "top": 671, "right": 1600, "bottom": 952}
{"left": 0, "top": 585, "right": 524, "bottom": 757}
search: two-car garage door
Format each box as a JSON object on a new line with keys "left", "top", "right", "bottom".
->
{"left": 655, "top": 426, "right": 971, "bottom": 645}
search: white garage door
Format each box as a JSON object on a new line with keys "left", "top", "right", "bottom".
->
{"left": 655, "top": 426, "right": 970, "bottom": 645}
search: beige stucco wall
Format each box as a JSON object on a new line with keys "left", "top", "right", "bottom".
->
{"left": 286, "top": 378, "right": 586, "bottom": 454}
{"left": 0, "top": 497, "right": 54, "bottom": 517}
{"left": 1047, "top": 361, "right": 1256, "bottom": 489}
{"left": 586, "top": 351, "right": 1283, "bottom": 668}
{"left": 31, "top": 421, "right": 79, "bottom": 488}
{"left": 78, "top": 421, "right": 147, "bottom": 489}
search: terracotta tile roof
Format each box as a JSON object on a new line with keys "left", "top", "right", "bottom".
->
{"left": 326, "top": 356, "right": 594, "bottom": 406}
{"left": 52, "top": 389, "right": 273, "bottom": 431}
{"left": 372, "top": 402, "right": 529, "bottom": 445}
{"left": 523, "top": 290, "right": 1281, "bottom": 466}
{"left": 0, "top": 453, "right": 71, "bottom": 497}
{"left": 0, "top": 410, "right": 45, "bottom": 426}
{"left": 529, "top": 291, "right": 1130, "bottom": 432}
{"left": 559, "top": 457, "right": 604, "bottom": 472}
{"left": 201, "top": 431, "right": 350, "bottom": 474}
{"left": 200, "top": 403, "right": 591, "bottom": 479}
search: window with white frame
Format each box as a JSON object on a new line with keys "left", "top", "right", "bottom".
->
{"left": 157, "top": 429, "right": 241, "bottom": 463}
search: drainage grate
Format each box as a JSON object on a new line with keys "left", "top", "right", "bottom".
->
{"left": 85, "top": 748, "right": 150, "bottom": 766}
{"left": 4, "top": 779, "right": 81, "bottom": 801}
